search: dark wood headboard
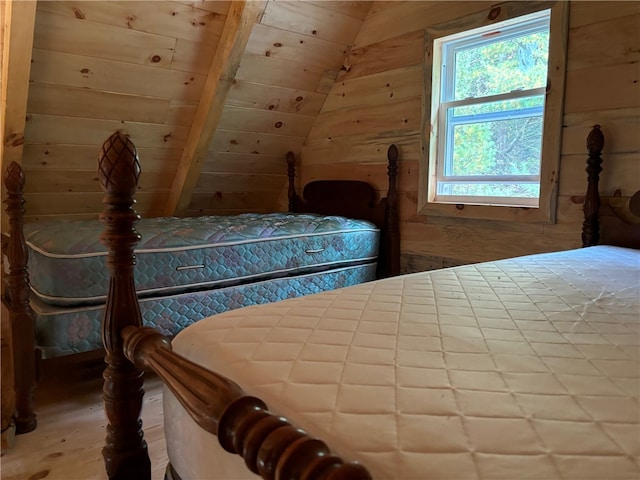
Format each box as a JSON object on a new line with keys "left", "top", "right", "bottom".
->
{"left": 286, "top": 147, "right": 400, "bottom": 279}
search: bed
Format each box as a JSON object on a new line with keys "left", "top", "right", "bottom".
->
{"left": 1, "top": 136, "right": 400, "bottom": 434}
{"left": 9, "top": 124, "right": 640, "bottom": 479}
{"left": 87, "top": 123, "right": 639, "bottom": 480}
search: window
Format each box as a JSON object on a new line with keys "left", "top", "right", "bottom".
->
{"left": 420, "top": 2, "right": 568, "bottom": 223}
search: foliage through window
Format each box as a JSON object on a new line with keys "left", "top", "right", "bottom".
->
{"left": 432, "top": 10, "right": 551, "bottom": 207}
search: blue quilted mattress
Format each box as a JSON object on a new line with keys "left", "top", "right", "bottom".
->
{"left": 30, "top": 263, "right": 377, "bottom": 358}
{"left": 24, "top": 213, "right": 379, "bottom": 306}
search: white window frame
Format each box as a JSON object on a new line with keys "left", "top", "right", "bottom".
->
{"left": 419, "top": 1, "right": 568, "bottom": 223}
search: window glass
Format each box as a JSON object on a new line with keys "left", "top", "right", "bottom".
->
{"left": 426, "top": 7, "right": 562, "bottom": 211}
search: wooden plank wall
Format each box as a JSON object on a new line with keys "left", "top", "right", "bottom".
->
{"left": 186, "top": 0, "right": 371, "bottom": 216}
{"left": 300, "top": 0, "right": 640, "bottom": 272}
{"left": 21, "top": 1, "right": 230, "bottom": 222}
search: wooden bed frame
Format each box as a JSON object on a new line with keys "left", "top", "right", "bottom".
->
{"left": 3, "top": 125, "right": 638, "bottom": 478}
{"left": 1, "top": 134, "right": 399, "bottom": 441}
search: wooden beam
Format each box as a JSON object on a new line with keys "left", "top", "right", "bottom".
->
{"left": 1, "top": 0, "right": 37, "bottom": 231}
{"left": 164, "top": 0, "right": 265, "bottom": 216}
{"left": 1, "top": 0, "right": 37, "bottom": 167}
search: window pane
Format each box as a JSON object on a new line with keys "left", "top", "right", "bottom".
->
{"left": 438, "top": 182, "right": 540, "bottom": 198}
{"left": 453, "top": 30, "right": 549, "bottom": 100}
{"left": 446, "top": 111, "right": 544, "bottom": 177}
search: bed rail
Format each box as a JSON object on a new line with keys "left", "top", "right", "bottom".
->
{"left": 2, "top": 162, "right": 37, "bottom": 434}
{"left": 99, "top": 131, "right": 372, "bottom": 479}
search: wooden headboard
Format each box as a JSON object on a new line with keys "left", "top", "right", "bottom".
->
{"left": 286, "top": 146, "right": 399, "bottom": 279}
{"left": 581, "top": 124, "right": 640, "bottom": 249}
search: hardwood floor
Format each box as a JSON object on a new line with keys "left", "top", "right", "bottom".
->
{"left": 1, "top": 356, "right": 168, "bottom": 480}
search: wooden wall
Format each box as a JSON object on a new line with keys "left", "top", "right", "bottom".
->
{"left": 299, "top": 0, "right": 640, "bottom": 272}
{"left": 9, "top": 1, "right": 371, "bottom": 222}
{"left": 187, "top": 0, "right": 371, "bottom": 216}
{"left": 19, "top": 1, "right": 233, "bottom": 222}
{"left": 4, "top": 0, "right": 638, "bottom": 268}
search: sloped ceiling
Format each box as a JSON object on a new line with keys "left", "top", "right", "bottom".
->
{"left": 1, "top": 0, "right": 372, "bottom": 224}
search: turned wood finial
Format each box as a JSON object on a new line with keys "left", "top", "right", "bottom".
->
{"left": 586, "top": 123, "right": 604, "bottom": 155}
{"left": 121, "top": 326, "right": 373, "bottom": 480}
{"left": 5, "top": 161, "right": 26, "bottom": 195}
{"left": 98, "top": 130, "right": 141, "bottom": 197}
{"left": 3, "top": 161, "right": 37, "bottom": 434}
{"left": 98, "top": 131, "right": 150, "bottom": 479}
{"left": 286, "top": 151, "right": 297, "bottom": 212}
{"left": 582, "top": 125, "right": 604, "bottom": 247}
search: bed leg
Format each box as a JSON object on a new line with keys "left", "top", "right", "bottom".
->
{"left": 98, "top": 131, "right": 151, "bottom": 479}
{"left": 3, "top": 162, "right": 37, "bottom": 434}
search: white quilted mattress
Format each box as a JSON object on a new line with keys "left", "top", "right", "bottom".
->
{"left": 165, "top": 246, "right": 640, "bottom": 480}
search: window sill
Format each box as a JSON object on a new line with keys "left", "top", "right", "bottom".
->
{"left": 418, "top": 200, "right": 555, "bottom": 224}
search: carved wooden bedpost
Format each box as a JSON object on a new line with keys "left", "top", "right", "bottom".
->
{"left": 3, "top": 162, "right": 37, "bottom": 434}
{"left": 122, "top": 326, "right": 373, "bottom": 480}
{"left": 582, "top": 125, "right": 604, "bottom": 247}
{"left": 286, "top": 151, "right": 297, "bottom": 212}
{"left": 98, "top": 131, "right": 151, "bottom": 479}
{"left": 382, "top": 144, "right": 400, "bottom": 277}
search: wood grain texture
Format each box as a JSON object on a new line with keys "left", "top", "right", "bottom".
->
{"left": 188, "top": 191, "right": 280, "bottom": 212}
{"left": 218, "top": 105, "right": 317, "bottom": 136}
{"left": 26, "top": 83, "right": 171, "bottom": 123}
{"left": 3, "top": 162, "right": 37, "bottom": 434}
{"left": 244, "top": 22, "right": 349, "bottom": 69}
{"left": 209, "top": 129, "right": 305, "bottom": 156}
{"left": 0, "top": 301, "right": 16, "bottom": 449}
{"left": 201, "top": 152, "right": 285, "bottom": 174}
{"left": 36, "top": 1, "right": 228, "bottom": 45}
{"left": 300, "top": 0, "right": 638, "bottom": 267}
{"left": 235, "top": 53, "right": 330, "bottom": 91}
{"left": 261, "top": 0, "right": 363, "bottom": 45}
{"left": 338, "top": 29, "right": 423, "bottom": 82}
{"left": 307, "top": 1, "right": 372, "bottom": 21}
{"left": 568, "top": 0, "right": 640, "bottom": 28}
{"left": 0, "top": 362, "right": 167, "bottom": 480}
{"left": 194, "top": 172, "right": 285, "bottom": 193}
{"left": 303, "top": 131, "right": 421, "bottom": 166}
{"left": 165, "top": 0, "right": 266, "bottom": 216}
{"left": 562, "top": 108, "right": 640, "bottom": 154}
{"left": 29, "top": 48, "right": 207, "bottom": 101}
{"left": 354, "top": 1, "right": 489, "bottom": 48}
{"left": 171, "top": 38, "right": 215, "bottom": 74}
{"left": 323, "top": 65, "right": 422, "bottom": 112}
{"left": 564, "top": 63, "right": 640, "bottom": 113}
{"left": 308, "top": 96, "right": 421, "bottom": 139}
{"left": 227, "top": 80, "right": 327, "bottom": 115}
{"left": 23, "top": 191, "right": 166, "bottom": 218}
{"left": 567, "top": 13, "right": 640, "bottom": 71}
{"left": 1, "top": 0, "right": 36, "bottom": 233}
{"left": 23, "top": 144, "right": 181, "bottom": 172}
{"left": 33, "top": 10, "right": 176, "bottom": 68}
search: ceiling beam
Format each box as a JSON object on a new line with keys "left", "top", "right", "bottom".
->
{"left": 164, "top": 0, "right": 265, "bottom": 216}
{"left": 1, "top": 0, "right": 36, "bottom": 170}
{"left": 1, "top": 0, "right": 37, "bottom": 232}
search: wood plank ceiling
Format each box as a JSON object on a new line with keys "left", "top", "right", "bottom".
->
{"left": 1, "top": 0, "right": 371, "bottom": 223}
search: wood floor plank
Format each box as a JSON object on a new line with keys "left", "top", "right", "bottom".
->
{"left": 0, "top": 360, "right": 168, "bottom": 480}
